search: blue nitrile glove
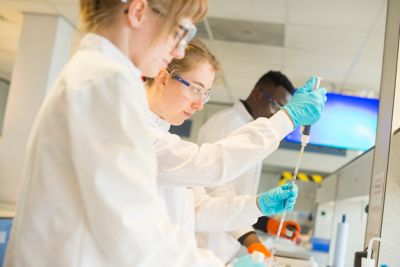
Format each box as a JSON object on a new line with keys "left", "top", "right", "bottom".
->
{"left": 233, "top": 254, "right": 266, "bottom": 267}
{"left": 282, "top": 76, "right": 327, "bottom": 128}
{"left": 257, "top": 183, "right": 298, "bottom": 216}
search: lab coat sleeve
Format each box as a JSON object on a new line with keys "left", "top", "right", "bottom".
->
{"left": 206, "top": 185, "right": 257, "bottom": 240}
{"left": 67, "top": 72, "right": 223, "bottom": 267}
{"left": 155, "top": 111, "right": 293, "bottom": 187}
{"left": 205, "top": 183, "right": 258, "bottom": 240}
{"left": 193, "top": 187, "right": 262, "bottom": 232}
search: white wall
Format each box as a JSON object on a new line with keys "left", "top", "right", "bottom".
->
{"left": 314, "top": 201, "right": 334, "bottom": 240}
{"left": 378, "top": 113, "right": 400, "bottom": 266}
{"left": 392, "top": 34, "right": 400, "bottom": 132}
{"left": 316, "top": 174, "right": 337, "bottom": 204}
{"left": 0, "top": 14, "right": 73, "bottom": 205}
{"left": 0, "top": 79, "right": 9, "bottom": 135}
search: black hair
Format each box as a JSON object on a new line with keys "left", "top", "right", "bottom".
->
{"left": 254, "top": 71, "right": 295, "bottom": 95}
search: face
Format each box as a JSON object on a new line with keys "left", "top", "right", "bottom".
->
{"left": 157, "top": 62, "right": 216, "bottom": 125}
{"left": 128, "top": 3, "right": 192, "bottom": 77}
{"left": 252, "top": 84, "right": 292, "bottom": 119}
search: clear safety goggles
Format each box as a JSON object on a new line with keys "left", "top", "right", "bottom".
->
{"left": 175, "top": 22, "right": 197, "bottom": 52}
{"left": 173, "top": 75, "right": 211, "bottom": 104}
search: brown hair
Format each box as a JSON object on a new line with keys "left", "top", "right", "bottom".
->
{"left": 80, "top": 0, "right": 208, "bottom": 39}
{"left": 146, "top": 38, "right": 221, "bottom": 86}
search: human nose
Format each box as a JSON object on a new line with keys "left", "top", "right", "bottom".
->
{"left": 192, "top": 98, "right": 204, "bottom": 111}
{"left": 171, "top": 45, "right": 185, "bottom": 59}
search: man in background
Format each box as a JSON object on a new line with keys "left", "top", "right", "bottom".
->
{"left": 197, "top": 71, "right": 301, "bottom": 262}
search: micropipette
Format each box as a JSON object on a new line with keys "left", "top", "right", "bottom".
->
{"left": 270, "top": 76, "right": 322, "bottom": 262}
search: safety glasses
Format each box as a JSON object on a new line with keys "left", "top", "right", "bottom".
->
{"left": 259, "top": 89, "right": 284, "bottom": 110}
{"left": 173, "top": 75, "right": 211, "bottom": 104}
{"left": 175, "top": 22, "right": 197, "bottom": 52}
{"left": 122, "top": 0, "right": 197, "bottom": 53}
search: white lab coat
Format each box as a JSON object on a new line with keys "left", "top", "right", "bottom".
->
{"left": 197, "top": 101, "right": 263, "bottom": 195}
{"left": 151, "top": 105, "right": 293, "bottom": 188}
{"left": 151, "top": 112, "right": 264, "bottom": 236}
{"left": 196, "top": 101, "right": 268, "bottom": 263}
{"left": 149, "top": 102, "right": 293, "bottom": 263}
{"left": 5, "top": 33, "right": 223, "bottom": 267}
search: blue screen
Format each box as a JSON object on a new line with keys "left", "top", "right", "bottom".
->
{"left": 285, "top": 93, "right": 379, "bottom": 151}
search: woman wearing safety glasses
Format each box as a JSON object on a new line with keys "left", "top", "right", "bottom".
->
{"left": 4, "top": 1, "right": 240, "bottom": 267}
{"left": 147, "top": 44, "right": 327, "bottom": 189}
{"left": 146, "top": 38, "right": 327, "bottom": 265}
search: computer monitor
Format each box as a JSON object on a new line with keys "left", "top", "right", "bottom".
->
{"left": 285, "top": 93, "right": 379, "bottom": 151}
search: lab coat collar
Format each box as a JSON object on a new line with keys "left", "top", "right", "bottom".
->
{"left": 234, "top": 101, "right": 254, "bottom": 123}
{"left": 149, "top": 111, "right": 171, "bottom": 133}
{"left": 78, "top": 33, "right": 142, "bottom": 80}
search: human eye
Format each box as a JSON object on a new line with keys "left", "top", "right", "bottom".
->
{"left": 191, "top": 86, "right": 201, "bottom": 94}
{"left": 174, "top": 27, "right": 185, "bottom": 40}
{"left": 173, "top": 30, "right": 180, "bottom": 40}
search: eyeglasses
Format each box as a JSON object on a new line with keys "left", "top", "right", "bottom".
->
{"left": 123, "top": 1, "right": 197, "bottom": 53}
{"left": 259, "top": 89, "right": 284, "bottom": 110}
{"left": 173, "top": 75, "right": 211, "bottom": 104}
{"left": 174, "top": 22, "right": 197, "bottom": 52}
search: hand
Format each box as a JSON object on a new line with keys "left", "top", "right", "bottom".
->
{"left": 257, "top": 183, "right": 298, "bottom": 216}
{"left": 247, "top": 242, "right": 271, "bottom": 258}
{"left": 232, "top": 254, "right": 266, "bottom": 267}
{"left": 282, "top": 76, "right": 327, "bottom": 128}
{"left": 267, "top": 219, "right": 301, "bottom": 241}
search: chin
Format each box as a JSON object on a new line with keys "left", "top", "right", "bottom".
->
{"left": 171, "top": 118, "right": 186, "bottom": 126}
{"left": 141, "top": 66, "right": 161, "bottom": 79}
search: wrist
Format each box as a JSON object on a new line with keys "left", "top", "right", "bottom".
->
{"left": 280, "top": 108, "right": 295, "bottom": 129}
{"left": 238, "top": 231, "right": 257, "bottom": 246}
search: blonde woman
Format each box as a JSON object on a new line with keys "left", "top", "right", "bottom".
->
{"left": 147, "top": 39, "right": 326, "bottom": 263}
{"left": 4, "top": 1, "right": 235, "bottom": 267}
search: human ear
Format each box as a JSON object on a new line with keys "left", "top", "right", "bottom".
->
{"left": 126, "top": 0, "right": 147, "bottom": 28}
{"left": 155, "top": 68, "right": 170, "bottom": 90}
{"left": 253, "top": 87, "right": 263, "bottom": 100}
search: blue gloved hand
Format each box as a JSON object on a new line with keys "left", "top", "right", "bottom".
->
{"left": 257, "top": 183, "right": 298, "bottom": 216}
{"left": 233, "top": 254, "right": 266, "bottom": 267}
{"left": 282, "top": 76, "right": 327, "bottom": 128}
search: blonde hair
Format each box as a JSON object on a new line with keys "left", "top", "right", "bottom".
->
{"left": 168, "top": 38, "right": 221, "bottom": 76}
{"left": 80, "top": 0, "right": 207, "bottom": 39}
{"left": 146, "top": 38, "right": 221, "bottom": 87}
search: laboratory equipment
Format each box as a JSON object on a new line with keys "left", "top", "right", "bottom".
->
{"left": 270, "top": 76, "right": 323, "bottom": 263}
{"left": 361, "top": 237, "right": 381, "bottom": 267}
{"left": 333, "top": 215, "right": 349, "bottom": 267}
